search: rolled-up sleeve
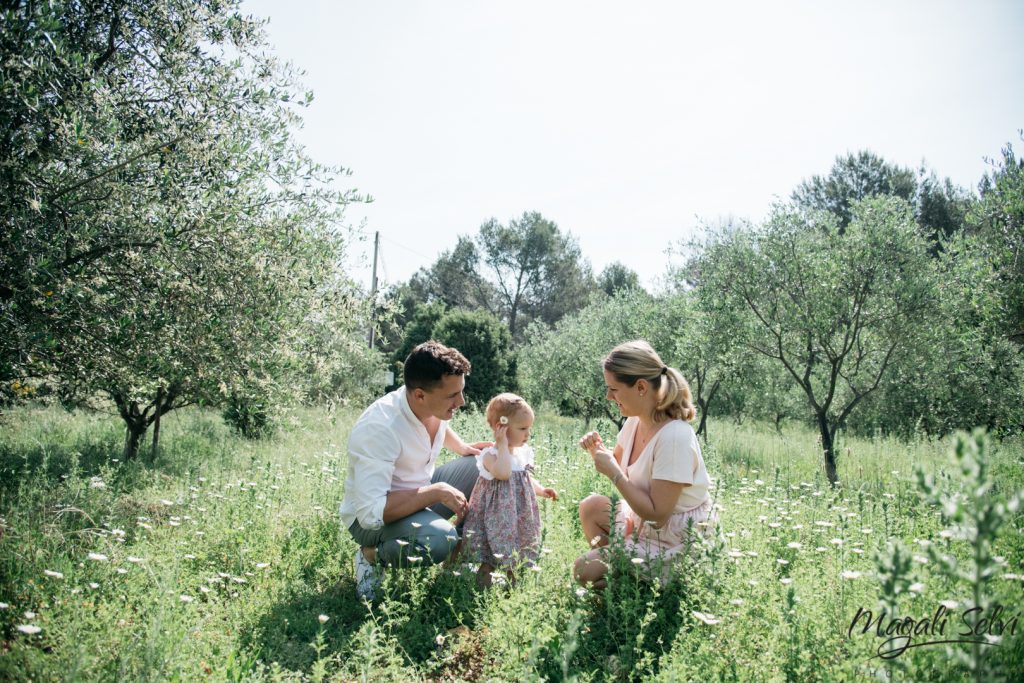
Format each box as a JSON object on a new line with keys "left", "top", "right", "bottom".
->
{"left": 342, "top": 423, "right": 401, "bottom": 530}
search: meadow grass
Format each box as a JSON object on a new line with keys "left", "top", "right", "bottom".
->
{"left": 0, "top": 404, "right": 1021, "bottom": 681}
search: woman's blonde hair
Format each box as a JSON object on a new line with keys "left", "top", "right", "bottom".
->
{"left": 485, "top": 392, "right": 533, "bottom": 427}
{"left": 603, "top": 340, "right": 696, "bottom": 423}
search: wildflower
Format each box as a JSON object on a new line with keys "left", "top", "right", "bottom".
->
{"left": 499, "top": 416, "right": 509, "bottom": 425}
{"left": 860, "top": 528, "right": 873, "bottom": 534}
{"left": 748, "top": 580, "right": 759, "bottom": 586}
{"left": 909, "top": 582, "right": 925, "bottom": 593}
{"left": 493, "top": 553, "right": 505, "bottom": 560}
{"left": 830, "top": 538, "right": 844, "bottom": 546}
{"left": 87, "top": 553, "right": 108, "bottom": 562}
{"left": 179, "top": 595, "right": 194, "bottom": 603}
{"left": 318, "top": 614, "right": 329, "bottom": 624}
{"left": 691, "top": 611, "right": 721, "bottom": 625}
{"left": 24, "top": 611, "right": 36, "bottom": 619}
{"left": 727, "top": 550, "right": 744, "bottom": 559}
{"left": 776, "top": 559, "right": 790, "bottom": 566}
{"left": 16, "top": 625, "right": 42, "bottom": 635}
{"left": 787, "top": 542, "right": 802, "bottom": 550}
{"left": 631, "top": 557, "right": 644, "bottom": 565}
{"left": 575, "top": 588, "right": 588, "bottom": 598}
{"left": 754, "top": 480, "right": 764, "bottom": 486}
{"left": 745, "top": 550, "right": 759, "bottom": 557}
{"left": 88, "top": 582, "right": 99, "bottom": 589}
{"left": 815, "top": 547, "right": 827, "bottom": 553}
{"left": 44, "top": 570, "right": 64, "bottom": 579}
{"left": 407, "top": 556, "right": 423, "bottom": 563}
{"left": 435, "top": 634, "right": 445, "bottom": 646}
{"left": 127, "top": 557, "right": 144, "bottom": 564}
{"left": 768, "top": 522, "right": 782, "bottom": 529}
{"left": 256, "top": 563, "right": 269, "bottom": 569}
{"left": 0, "top": 602, "right": 8, "bottom": 609}
{"left": 729, "top": 598, "right": 744, "bottom": 606}
{"left": 410, "top": 522, "right": 422, "bottom": 529}
{"left": 780, "top": 578, "right": 793, "bottom": 585}
{"left": 940, "top": 600, "right": 958, "bottom": 609}
{"left": 841, "top": 570, "right": 863, "bottom": 580}
{"left": 183, "top": 554, "right": 196, "bottom": 560}
{"left": 529, "top": 565, "right": 542, "bottom": 572}
{"left": 160, "top": 499, "right": 174, "bottom": 506}
{"left": 850, "top": 549, "right": 864, "bottom": 555}
{"left": 395, "top": 540, "right": 409, "bottom": 546}
{"left": 116, "top": 568, "right": 128, "bottom": 574}
{"left": 815, "top": 521, "right": 834, "bottom": 528}
{"left": 913, "top": 555, "right": 928, "bottom": 564}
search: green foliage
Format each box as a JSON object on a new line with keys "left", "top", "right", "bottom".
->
{"left": 3, "top": 406, "right": 1021, "bottom": 681}
{"left": 0, "top": 0, "right": 368, "bottom": 458}
{"left": 695, "top": 196, "right": 938, "bottom": 483}
{"left": 596, "top": 262, "right": 642, "bottom": 297}
{"left": 518, "top": 289, "right": 678, "bottom": 425}
{"left": 431, "top": 308, "right": 516, "bottom": 406}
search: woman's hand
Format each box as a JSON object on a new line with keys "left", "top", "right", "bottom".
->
{"left": 579, "top": 431, "right": 621, "bottom": 480}
{"left": 462, "top": 441, "right": 493, "bottom": 456}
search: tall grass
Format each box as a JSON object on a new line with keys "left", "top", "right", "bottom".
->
{"left": 1, "top": 405, "right": 1021, "bottom": 681}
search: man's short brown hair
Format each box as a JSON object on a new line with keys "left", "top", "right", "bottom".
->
{"left": 404, "top": 341, "right": 471, "bottom": 392}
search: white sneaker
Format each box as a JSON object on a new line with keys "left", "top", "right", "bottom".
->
{"left": 354, "top": 548, "right": 380, "bottom": 601}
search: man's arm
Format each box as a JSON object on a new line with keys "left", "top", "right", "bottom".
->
{"left": 383, "top": 483, "right": 467, "bottom": 524}
{"left": 444, "top": 425, "right": 492, "bottom": 456}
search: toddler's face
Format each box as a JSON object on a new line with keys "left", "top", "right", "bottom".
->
{"left": 498, "top": 408, "right": 534, "bottom": 448}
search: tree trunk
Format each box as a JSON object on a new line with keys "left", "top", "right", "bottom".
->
{"left": 124, "top": 421, "right": 146, "bottom": 461}
{"left": 151, "top": 387, "right": 164, "bottom": 461}
{"left": 817, "top": 411, "right": 838, "bottom": 486}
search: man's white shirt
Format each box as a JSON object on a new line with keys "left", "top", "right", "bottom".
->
{"left": 339, "top": 386, "right": 447, "bottom": 530}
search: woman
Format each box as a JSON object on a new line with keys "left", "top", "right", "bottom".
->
{"left": 574, "top": 340, "right": 714, "bottom": 588}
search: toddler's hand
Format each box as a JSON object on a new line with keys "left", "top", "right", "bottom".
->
{"left": 539, "top": 487, "right": 558, "bottom": 501}
{"left": 494, "top": 424, "right": 509, "bottom": 449}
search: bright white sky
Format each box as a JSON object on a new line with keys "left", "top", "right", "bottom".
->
{"left": 243, "top": 0, "right": 1023, "bottom": 292}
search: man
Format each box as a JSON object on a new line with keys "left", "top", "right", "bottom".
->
{"left": 339, "top": 340, "right": 489, "bottom": 599}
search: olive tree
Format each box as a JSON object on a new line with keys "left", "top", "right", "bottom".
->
{"left": 0, "top": 0, "right": 366, "bottom": 458}
{"left": 697, "top": 196, "right": 937, "bottom": 484}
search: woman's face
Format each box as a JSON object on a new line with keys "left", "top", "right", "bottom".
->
{"left": 603, "top": 370, "right": 646, "bottom": 418}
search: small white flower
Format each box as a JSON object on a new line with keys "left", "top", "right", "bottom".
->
{"left": 116, "top": 567, "right": 128, "bottom": 574}
{"left": 940, "top": 600, "right": 959, "bottom": 609}
{"left": 767, "top": 522, "right": 782, "bottom": 529}
{"left": 830, "top": 538, "right": 844, "bottom": 546}
{"left": 44, "top": 570, "right": 64, "bottom": 579}
{"left": 787, "top": 542, "right": 802, "bottom": 550}
{"left": 780, "top": 578, "right": 793, "bottom": 585}
{"left": 499, "top": 416, "right": 509, "bottom": 425}
{"left": 729, "top": 598, "right": 744, "bottom": 606}
{"left": 137, "top": 522, "right": 152, "bottom": 529}
{"left": 318, "top": 614, "right": 329, "bottom": 624}
{"left": 407, "top": 556, "right": 423, "bottom": 563}
{"left": 16, "top": 624, "right": 42, "bottom": 635}
{"left": 0, "top": 602, "right": 8, "bottom": 609}
{"left": 87, "top": 553, "right": 108, "bottom": 562}
{"left": 841, "top": 571, "right": 862, "bottom": 580}
{"left": 127, "top": 557, "right": 144, "bottom": 564}
{"left": 160, "top": 499, "right": 174, "bottom": 506}
{"left": 776, "top": 559, "right": 789, "bottom": 566}
{"left": 850, "top": 549, "right": 864, "bottom": 555}
{"left": 860, "top": 528, "right": 873, "bottom": 534}
{"left": 815, "top": 547, "right": 827, "bottom": 553}
{"left": 692, "top": 610, "right": 721, "bottom": 625}
{"left": 179, "top": 594, "right": 194, "bottom": 603}
{"left": 183, "top": 554, "right": 196, "bottom": 560}
{"left": 395, "top": 540, "right": 409, "bottom": 546}
{"left": 630, "top": 557, "right": 644, "bottom": 565}
{"left": 410, "top": 522, "right": 422, "bottom": 529}
{"left": 23, "top": 611, "right": 36, "bottom": 619}
{"left": 88, "top": 582, "right": 99, "bottom": 589}
{"left": 727, "top": 550, "right": 744, "bottom": 559}
{"left": 256, "top": 563, "right": 269, "bottom": 569}
{"left": 575, "top": 588, "right": 587, "bottom": 598}
{"left": 909, "top": 582, "right": 925, "bottom": 593}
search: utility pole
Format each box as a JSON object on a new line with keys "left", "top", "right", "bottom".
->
{"left": 368, "top": 230, "right": 379, "bottom": 349}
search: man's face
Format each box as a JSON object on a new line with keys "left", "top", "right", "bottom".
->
{"left": 417, "top": 373, "right": 466, "bottom": 420}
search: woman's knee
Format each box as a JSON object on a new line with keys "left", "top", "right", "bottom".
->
{"left": 578, "top": 494, "right": 611, "bottom": 524}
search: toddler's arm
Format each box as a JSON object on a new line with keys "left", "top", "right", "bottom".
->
{"left": 481, "top": 424, "right": 513, "bottom": 480}
{"left": 531, "top": 477, "right": 558, "bottom": 500}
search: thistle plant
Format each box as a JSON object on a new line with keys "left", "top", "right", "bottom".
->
{"left": 914, "top": 429, "right": 1022, "bottom": 683}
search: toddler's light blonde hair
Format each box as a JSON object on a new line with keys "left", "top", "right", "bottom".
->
{"left": 485, "top": 392, "right": 533, "bottom": 427}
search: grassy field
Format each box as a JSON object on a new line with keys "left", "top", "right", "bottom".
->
{"left": 1, "top": 404, "right": 1022, "bottom": 682}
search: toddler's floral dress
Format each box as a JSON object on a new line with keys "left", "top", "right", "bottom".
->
{"left": 463, "top": 445, "right": 541, "bottom": 567}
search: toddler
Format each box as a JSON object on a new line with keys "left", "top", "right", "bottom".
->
{"left": 463, "top": 393, "right": 557, "bottom": 587}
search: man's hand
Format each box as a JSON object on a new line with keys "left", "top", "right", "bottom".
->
{"left": 461, "top": 441, "right": 493, "bottom": 456}
{"left": 432, "top": 482, "right": 468, "bottom": 522}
